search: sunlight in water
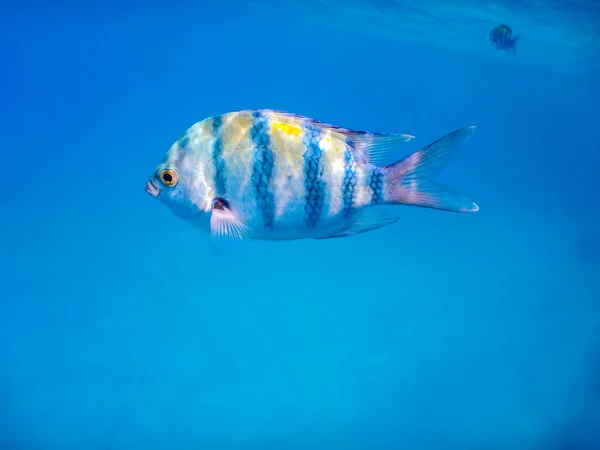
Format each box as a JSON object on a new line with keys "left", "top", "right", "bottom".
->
{"left": 251, "top": 0, "right": 600, "bottom": 75}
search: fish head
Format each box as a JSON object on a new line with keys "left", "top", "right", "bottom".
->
{"left": 145, "top": 134, "right": 211, "bottom": 221}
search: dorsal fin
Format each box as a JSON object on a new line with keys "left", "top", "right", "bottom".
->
{"left": 258, "top": 109, "right": 415, "bottom": 166}
{"left": 344, "top": 131, "right": 416, "bottom": 166}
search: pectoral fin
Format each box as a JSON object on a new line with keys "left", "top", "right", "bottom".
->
{"left": 210, "top": 198, "right": 251, "bottom": 243}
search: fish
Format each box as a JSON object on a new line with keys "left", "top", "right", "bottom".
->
{"left": 487, "top": 24, "right": 520, "bottom": 55}
{"left": 145, "top": 109, "right": 478, "bottom": 247}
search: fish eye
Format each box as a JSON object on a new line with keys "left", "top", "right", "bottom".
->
{"left": 159, "top": 169, "right": 178, "bottom": 187}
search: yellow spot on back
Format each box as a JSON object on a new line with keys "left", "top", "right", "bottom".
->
{"left": 271, "top": 121, "right": 301, "bottom": 138}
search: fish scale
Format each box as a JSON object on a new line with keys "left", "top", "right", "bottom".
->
{"left": 250, "top": 111, "right": 276, "bottom": 231}
{"left": 368, "top": 168, "right": 386, "bottom": 204}
{"left": 211, "top": 116, "right": 226, "bottom": 196}
{"left": 341, "top": 143, "right": 358, "bottom": 218}
{"left": 302, "top": 124, "right": 326, "bottom": 229}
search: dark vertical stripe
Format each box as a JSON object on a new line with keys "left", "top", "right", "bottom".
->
{"left": 367, "top": 167, "right": 385, "bottom": 204}
{"left": 211, "top": 116, "right": 226, "bottom": 195}
{"left": 303, "top": 124, "right": 325, "bottom": 228}
{"left": 178, "top": 134, "right": 190, "bottom": 150}
{"left": 250, "top": 111, "right": 275, "bottom": 230}
{"left": 341, "top": 139, "right": 357, "bottom": 218}
{"left": 173, "top": 133, "right": 189, "bottom": 168}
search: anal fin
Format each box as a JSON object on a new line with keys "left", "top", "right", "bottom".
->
{"left": 316, "top": 208, "right": 400, "bottom": 240}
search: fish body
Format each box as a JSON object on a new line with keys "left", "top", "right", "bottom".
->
{"left": 488, "top": 24, "right": 520, "bottom": 55}
{"left": 145, "top": 109, "right": 478, "bottom": 244}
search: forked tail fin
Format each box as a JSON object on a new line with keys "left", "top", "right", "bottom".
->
{"left": 512, "top": 33, "right": 521, "bottom": 55}
{"left": 383, "top": 126, "right": 479, "bottom": 213}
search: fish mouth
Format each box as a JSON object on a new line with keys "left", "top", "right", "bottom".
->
{"left": 145, "top": 180, "right": 160, "bottom": 197}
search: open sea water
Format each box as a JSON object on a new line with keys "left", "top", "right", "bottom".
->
{"left": 1, "top": 1, "right": 599, "bottom": 449}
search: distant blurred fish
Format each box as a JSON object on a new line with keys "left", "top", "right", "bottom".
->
{"left": 488, "top": 24, "right": 520, "bottom": 55}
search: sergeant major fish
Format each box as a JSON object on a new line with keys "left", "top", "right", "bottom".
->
{"left": 145, "top": 110, "right": 479, "bottom": 245}
{"left": 488, "top": 24, "right": 520, "bottom": 55}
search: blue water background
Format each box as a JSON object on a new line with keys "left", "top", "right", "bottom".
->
{"left": 1, "top": 1, "right": 600, "bottom": 449}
